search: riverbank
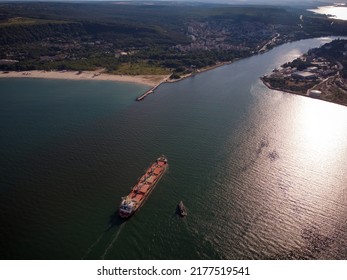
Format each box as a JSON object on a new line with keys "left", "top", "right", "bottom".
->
{"left": 260, "top": 77, "right": 305, "bottom": 96}
{"left": 260, "top": 76, "right": 347, "bottom": 107}
{"left": 167, "top": 60, "right": 238, "bottom": 84}
{"left": 0, "top": 70, "right": 170, "bottom": 87}
{"left": 260, "top": 39, "right": 347, "bottom": 107}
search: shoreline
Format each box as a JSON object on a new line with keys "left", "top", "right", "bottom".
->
{"left": 260, "top": 76, "right": 347, "bottom": 107}
{"left": 0, "top": 70, "right": 170, "bottom": 87}
{"left": 166, "top": 60, "right": 238, "bottom": 84}
{"left": 260, "top": 77, "right": 307, "bottom": 96}
{"left": 0, "top": 61, "right": 238, "bottom": 101}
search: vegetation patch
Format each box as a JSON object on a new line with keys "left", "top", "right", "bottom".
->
{"left": 111, "top": 62, "right": 170, "bottom": 75}
{"left": 0, "top": 17, "right": 68, "bottom": 27}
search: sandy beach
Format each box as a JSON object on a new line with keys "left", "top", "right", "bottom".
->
{"left": 0, "top": 62, "right": 237, "bottom": 101}
{"left": 0, "top": 70, "right": 170, "bottom": 87}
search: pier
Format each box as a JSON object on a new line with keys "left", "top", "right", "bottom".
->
{"left": 136, "top": 83, "right": 161, "bottom": 101}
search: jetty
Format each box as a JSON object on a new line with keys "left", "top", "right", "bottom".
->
{"left": 136, "top": 83, "right": 161, "bottom": 101}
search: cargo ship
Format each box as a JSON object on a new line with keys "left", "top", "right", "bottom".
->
{"left": 119, "top": 156, "right": 168, "bottom": 218}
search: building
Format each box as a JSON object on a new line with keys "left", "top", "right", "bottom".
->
{"left": 308, "top": 89, "right": 322, "bottom": 98}
{"left": 292, "top": 71, "right": 317, "bottom": 80}
{"left": 306, "top": 66, "right": 318, "bottom": 72}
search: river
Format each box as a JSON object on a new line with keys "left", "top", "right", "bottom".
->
{"left": 308, "top": 5, "right": 347, "bottom": 20}
{"left": 0, "top": 37, "right": 347, "bottom": 259}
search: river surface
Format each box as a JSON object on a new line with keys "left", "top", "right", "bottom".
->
{"left": 1, "top": 37, "right": 347, "bottom": 260}
{"left": 308, "top": 5, "right": 347, "bottom": 20}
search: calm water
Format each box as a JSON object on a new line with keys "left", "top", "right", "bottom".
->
{"left": 1, "top": 37, "right": 347, "bottom": 260}
{"left": 308, "top": 5, "right": 347, "bottom": 20}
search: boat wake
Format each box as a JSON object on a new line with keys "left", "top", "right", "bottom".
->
{"left": 101, "top": 223, "right": 125, "bottom": 259}
{"left": 81, "top": 230, "right": 107, "bottom": 260}
{"left": 82, "top": 215, "right": 125, "bottom": 259}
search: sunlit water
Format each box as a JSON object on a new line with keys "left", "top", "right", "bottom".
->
{"left": 308, "top": 5, "right": 347, "bottom": 20}
{"left": 1, "top": 37, "right": 347, "bottom": 260}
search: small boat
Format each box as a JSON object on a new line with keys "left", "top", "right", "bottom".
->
{"left": 177, "top": 201, "right": 187, "bottom": 217}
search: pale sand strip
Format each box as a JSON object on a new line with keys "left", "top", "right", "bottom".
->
{"left": 0, "top": 70, "right": 171, "bottom": 87}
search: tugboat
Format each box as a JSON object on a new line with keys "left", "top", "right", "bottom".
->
{"left": 177, "top": 201, "right": 187, "bottom": 217}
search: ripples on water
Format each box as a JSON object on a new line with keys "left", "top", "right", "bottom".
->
{"left": 1, "top": 38, "right": 347, "bottom": 260}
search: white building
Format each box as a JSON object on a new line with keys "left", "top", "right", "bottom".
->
{"left": 292, "top": 71, "right": 317, "bottom": 80}
{"left": 308, "top": 89, "right": 322, "bottom": 98}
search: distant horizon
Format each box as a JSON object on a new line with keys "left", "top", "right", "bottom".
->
{"left": 0, "top": 0, "right": 345, "bottom": 9}
{"left": 0, "top": 0, "right": 345, "bottom": 4}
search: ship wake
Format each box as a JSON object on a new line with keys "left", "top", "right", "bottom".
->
{"left": 82, "top": 213, "right": 126, "bottom": 259}
{"left": 101, "top": 223, "right": 125, "bottom": 259}
{"left": 82, "top": 231, "right": 107, "bottom": 260}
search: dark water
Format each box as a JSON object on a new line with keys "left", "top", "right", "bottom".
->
{"left": 1, "top": 38, "right": 347, "bottom": 260}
